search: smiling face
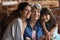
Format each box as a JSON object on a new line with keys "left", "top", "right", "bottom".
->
{"left": 31, "top": 7, "right": 40, "bottom": 20}
{"left": 20, "top": 5, "right": 31, "bottom": 19}
{"left": 41, "top": 14, "right": 50, "bottom": 22}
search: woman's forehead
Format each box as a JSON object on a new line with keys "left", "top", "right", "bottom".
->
{"left": 24, "top": 6, "right": 31, "bottom": 10}
{"left": 32, "top": 7, "right": 40, "bottom": 11}
{"left": 42, "top": 13, "right": 50, "bottom": 16}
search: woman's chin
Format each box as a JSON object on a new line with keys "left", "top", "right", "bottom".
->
{"left": 27, "top": 16, "right": 30, "bottom": 19}
{"left": 45, "top": 20, "right": 49, "bottom": 22}
{"left": 35, "top": 18, "right": 39, "bottom": 21}
{"left": 27, "top": 17, "right": 30, "bottom": 19}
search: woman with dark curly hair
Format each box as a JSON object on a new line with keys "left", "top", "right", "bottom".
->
{"left": 2, "top": 2, "right": 31, "bottom": 40}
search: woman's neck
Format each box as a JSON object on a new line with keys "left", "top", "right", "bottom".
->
{"left": 20, "top": 17, "right": 27, "bottom": 36}
{"left": 20, "top": 17, "right": 26, "bottom": 22}
{"left": 30, "top": 18, "right": 37, "bottom": 30}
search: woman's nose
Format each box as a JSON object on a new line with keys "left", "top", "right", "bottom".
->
{"left": 29, "top": 10, "right": 31, "bottom": 14}
{"left": 44, "top": 15, "right": 46, "bottom": 19}
{"left": 35, "top": 12, "right": 39, "bottom": 15}
{"left": 28, "top": 10, "right": 31, "bottom": 14}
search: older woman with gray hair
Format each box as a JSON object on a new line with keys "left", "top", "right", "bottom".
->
{"left": 23, "top": 3, "right": 44, "bottom": 40}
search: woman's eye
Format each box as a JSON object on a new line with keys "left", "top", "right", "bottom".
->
{"left": 38, "top": 11, "right": 40, "bottom": 13}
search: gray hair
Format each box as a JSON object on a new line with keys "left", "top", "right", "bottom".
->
{"left": 32, "top": 3, "right": 42, "bottom": 11}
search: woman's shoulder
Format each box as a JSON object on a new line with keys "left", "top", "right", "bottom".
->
{"left": 11, "top": 18, "right": 22, "bottom": 23}
{"left": 9, "top": 18, "right": 22, "bottom": 26}
{"left": 52, "top": 26, "right": 60, "bottom": 40}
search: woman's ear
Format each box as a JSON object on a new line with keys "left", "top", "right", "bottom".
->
{"left": 19, "top": 11, "right": 22, "bottom": 15}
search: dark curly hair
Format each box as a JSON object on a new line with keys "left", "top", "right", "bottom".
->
{"left": 10, "top": 2, "right": 31, "bottom": 17}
